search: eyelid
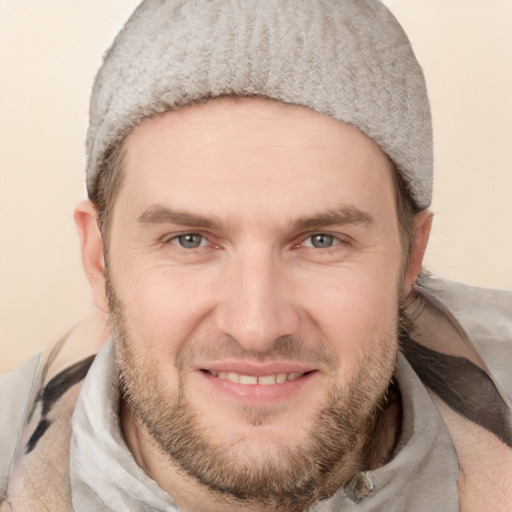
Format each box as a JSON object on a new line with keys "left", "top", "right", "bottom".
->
{"left": 171, "top": 233, "right": 208, "bottom": 248}
{"left": 162, "top": 229, "right": 203, "bottom": 242}
{"left": 161, "top": 230, "right": 222, "bottom": 250}
{"left": 294, "top": 231, "right": 350, "bottom": 248}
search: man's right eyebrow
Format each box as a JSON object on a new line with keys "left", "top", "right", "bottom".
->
{"left": 137, "top": 205, "right": 225, "bottom": 231}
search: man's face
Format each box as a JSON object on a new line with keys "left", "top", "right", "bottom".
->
{"left": 106, "top": 97, "right": 406, "bottom": 505}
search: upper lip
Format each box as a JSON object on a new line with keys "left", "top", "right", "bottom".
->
{"left": 195, "top": 361, "right": 316, "bottom": 376}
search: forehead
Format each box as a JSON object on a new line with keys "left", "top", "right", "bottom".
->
{"left": 116, "top": 96, "right": 397, "bottom": 227}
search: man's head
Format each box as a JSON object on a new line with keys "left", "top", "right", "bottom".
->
{"left": 75, "top": 1, "right": 433, "bottom": 509}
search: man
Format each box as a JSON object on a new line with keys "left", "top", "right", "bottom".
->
{"left": 1, "top": 1, "right": 511, "bottom": 511}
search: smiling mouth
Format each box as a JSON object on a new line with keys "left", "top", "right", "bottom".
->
{"left": 202, "top": 370, "right": 310, "bottom": 385}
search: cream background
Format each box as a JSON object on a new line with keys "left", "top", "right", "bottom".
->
{"left": 1, "top": 0, "right": 511, "bottom": 372}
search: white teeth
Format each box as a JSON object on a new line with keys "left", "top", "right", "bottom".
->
{"left": 239, "top": 375, "right": 258, "bottom": 385}
{"left": 226, "top": 372, "right": 240, "bottom": 383}
{"left": 276, "top": 373, "right": 287, "bottom": 384}
{"left": 210, "top": 371, "right": 304, "bottom": 384}
{"left": 258, "top": 375, "right": 277, "bottom": 385}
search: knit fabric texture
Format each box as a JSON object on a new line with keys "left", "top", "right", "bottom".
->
{"left": 86, "top": 0, "right": 433, "bottom": 209}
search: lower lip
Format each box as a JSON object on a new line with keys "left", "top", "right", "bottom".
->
{"left": 198, "top": 370, "right": 317, "bottom": 404}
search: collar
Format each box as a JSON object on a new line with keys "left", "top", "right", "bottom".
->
{"left": 70, "top": 340, "right": 460, "bottom": 512}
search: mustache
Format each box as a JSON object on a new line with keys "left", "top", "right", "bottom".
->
{"left": 175, "top": 333, "right": 339, "bottom": 371}
{"left": 107, "top": 274, "right": 339, "bottom": 372}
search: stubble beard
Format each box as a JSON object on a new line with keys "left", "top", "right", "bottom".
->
{"left": 108, "top": 278, "right": 399, "bottom": 511}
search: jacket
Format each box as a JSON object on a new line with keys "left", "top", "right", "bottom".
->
{"left": 1, "top": 275, "right": 511, "bottom": 511}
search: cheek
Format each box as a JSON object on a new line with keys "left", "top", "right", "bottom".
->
{"left": 294, "top": 263, "right": 400, "bottom": 370}
{"left": 297, "top": 258, "right": 400, "bottom": 320}
{"left": 112, "top": 264, "right": 220, "bottom": 356}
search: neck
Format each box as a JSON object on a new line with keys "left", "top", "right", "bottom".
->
{"left": 120, "top": 384, "right": 402, "bottom": 512}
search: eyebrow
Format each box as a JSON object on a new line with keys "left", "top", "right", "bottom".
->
{"left": 137, "top": 205, "right": 226, "bottom": 231}
{"left": 289, "top": 206, "right": 374, "bottom": 231}
{"left": 138, "top": 204, "right": 373, "bottom": 233}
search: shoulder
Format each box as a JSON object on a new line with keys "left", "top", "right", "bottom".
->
{"left": 0, "top": 354, "right": 42, "bottom": 500}
{"left": 418, "top": 273, "right": 512, "bottom": 399}
{"left": 407, "top": 274, "right": 512, "bottom": 511}
{"left": 0, "top": 317, "right": 105, "bottom": 507}
{"left": 431, "top": 393, "right": 512, "bottom": 512}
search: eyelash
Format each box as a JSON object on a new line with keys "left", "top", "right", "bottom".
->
{"left": 298, "top": 233, "right": 341, "bottom": 250}
{"left": 163, "top": 232, "right": 215, "bottom": 251}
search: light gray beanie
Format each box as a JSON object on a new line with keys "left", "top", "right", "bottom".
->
{"left": 87, "top": 0, "right": 433, "bottom": 209}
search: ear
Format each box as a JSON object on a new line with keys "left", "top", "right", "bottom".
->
{"left": 74, "top": 200, "right": 108, "bottom": 314}
{"left": 402, "top": 209, "right": 433, "bottom": 299}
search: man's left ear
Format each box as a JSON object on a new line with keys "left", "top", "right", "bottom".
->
{"left": 402, "top": 209, "right": 433, "bottom": 299}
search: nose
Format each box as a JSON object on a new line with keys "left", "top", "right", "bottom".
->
{"left": 214, "top": 249, "right": 300, "bottom": 353}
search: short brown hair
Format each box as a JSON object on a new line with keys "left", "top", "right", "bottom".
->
{"left": 89, "top": 142, "right": 126, "bottom": 253}
{"left": 393, "top": 165, "right": 419, "bottom": 269}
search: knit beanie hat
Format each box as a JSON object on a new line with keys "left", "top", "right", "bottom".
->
{"left": 86, "top": 0, "right": 433, "bottom": 210}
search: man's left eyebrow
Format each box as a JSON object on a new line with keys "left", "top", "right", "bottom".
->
{"left": 290, "top": 206, "right": 374, "bottom": 231}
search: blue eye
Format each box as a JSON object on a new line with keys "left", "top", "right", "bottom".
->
{"left": 173, "top": 233, "right": 205, "bottom": 249}
{"left": 308, "top": 234, "right": 336, "bottom": 249}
